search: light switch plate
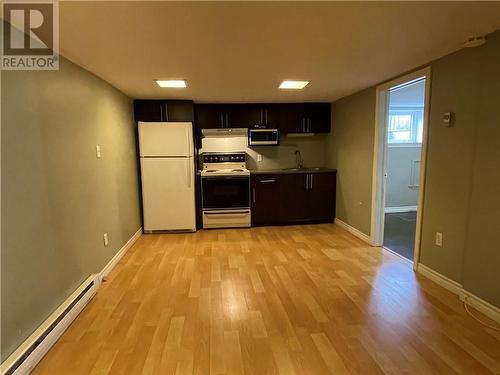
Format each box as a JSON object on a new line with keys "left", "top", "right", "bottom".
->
{"left": 435, "top": 232, "right": 443, "bottom": 247}
{"left": 96, "top": 145, "right": 101, "bottom": 158}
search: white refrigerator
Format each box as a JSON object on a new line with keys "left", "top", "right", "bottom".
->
{"left": 138, "top": 122, "right": 196, "bottom": 232}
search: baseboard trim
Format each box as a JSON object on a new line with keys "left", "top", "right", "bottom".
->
{"left": 416, "top": 263, "right": 500, "bottom": 324}
{"left": 1, "top": 227, "right": 143, "bottom": 375}
{"left": 334, "top": 218, "right": 372, "bottom": 245}
{"left": 99, "top": 227, "right": 143, "bottom": 282}
{"left": 385, "top": 206, "right": 417, "bottom": 213}
{"left": 459, "top": 289, "right": 500, "bottom": 324}
{"left": 416, "top": 263, "right": 463, "bottom": 295}
{"left": 0, "top": 275, "right": 99, "bottom": 375}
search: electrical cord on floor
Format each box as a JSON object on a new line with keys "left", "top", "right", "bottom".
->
{"left": 463, "top": 301, "right": 500, "bottom": 331}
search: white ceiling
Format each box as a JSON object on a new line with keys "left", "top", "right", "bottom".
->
{"left": 59, "top": 2, "right": 500, "bottom": 103}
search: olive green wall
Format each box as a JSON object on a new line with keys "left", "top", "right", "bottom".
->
{"left": 461, "top": 31, "right": 500, "bottom": 307}
{"left": 327, "top": 87, "right": 376, "bottom": 235}
{"left": 327, "top": 30, "right": 500, "bottom": 308}
{"left": 1, "top": 57, "right": 142, "bottom": 359}
{"left": 418, "top": 46, "right": 481, "bottom": 282}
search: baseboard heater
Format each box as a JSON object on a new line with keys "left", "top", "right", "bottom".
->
{"left": 1, "top": 274, "right": 99, "bottom": 375}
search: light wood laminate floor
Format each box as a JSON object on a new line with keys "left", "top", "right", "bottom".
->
{"left": 34, "top": 224, "right": 500, "bottom": 374}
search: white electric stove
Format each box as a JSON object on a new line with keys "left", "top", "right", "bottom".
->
{"left": 200, "top": 152, "right": 251, "bottom": 228}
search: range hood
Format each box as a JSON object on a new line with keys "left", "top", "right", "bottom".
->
{"left": 201, "top": 128, "right": 248, "bottom": 138}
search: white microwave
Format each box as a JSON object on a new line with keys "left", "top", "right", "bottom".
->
{"left": 248, "top": 129, "right": 279, "bottom": 146}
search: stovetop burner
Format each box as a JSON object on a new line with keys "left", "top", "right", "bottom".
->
{"left": 201, "top": 168, "right": 250, "bottom": 176}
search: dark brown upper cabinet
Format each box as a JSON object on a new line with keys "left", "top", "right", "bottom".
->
{"left": 134, "top": 100, "right": 194, "bottom": 123}
{"left": 195, "top": 104, "right": 227, "bottom": 129}
{"left": 279, "top": 103, "right": 331, "bottom": 134}
{"left": 243, "top": 104, "right": 280, "bottom": 129}
{"left": 194, "top": 102, "right": 330, "bottom": 132}
{"left": 195, "top": 104, "right": 280, "bottom": 129}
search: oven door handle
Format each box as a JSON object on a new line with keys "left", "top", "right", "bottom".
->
{"left": 204, "top": 210, "right": 250, "bottom": 215}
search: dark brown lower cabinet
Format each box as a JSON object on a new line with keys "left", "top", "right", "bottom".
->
{"left": 251, "top": 174, "right": 282, "bottom": 226}
{"left": 251, "top": 171, "right": 336, "bottom": 226}
{"left": 307, "top": 172, "right": 336, "bottom": 222}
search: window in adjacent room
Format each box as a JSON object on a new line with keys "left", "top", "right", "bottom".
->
{"left": 387, "top": 107, "right": 424, "bottom": 144}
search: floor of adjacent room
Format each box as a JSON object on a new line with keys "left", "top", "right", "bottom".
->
{"left": 33, "top": 224, "right": 500, "bottom": 375}
{"left": 383, "top": 212, "right": 417, "bottom": 261}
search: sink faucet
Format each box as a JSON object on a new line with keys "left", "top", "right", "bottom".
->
{"left": 294, "top": 150, "right": 303, "bottom": 169}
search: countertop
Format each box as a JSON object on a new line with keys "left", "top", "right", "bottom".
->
{"left": 249, "top": 167, "right": 337, "bottom": 175}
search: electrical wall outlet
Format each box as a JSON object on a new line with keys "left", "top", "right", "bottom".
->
{"left": 435, "top": 232, "right": 443, "bottom": 247}
{"left": 103, "top": 233, "right": 109, "bottom": 247}
{"left": 96, "top": 145, "right": 101, "bottom": 158}
{"left": 257, "top": 154, "right": 262, "bottom": 162}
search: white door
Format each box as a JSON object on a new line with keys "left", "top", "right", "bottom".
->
{"left": 141, "top": 157, "right": 196, "bottom": 231}
{"left": 139, "top": 122, "right": 193, "bottom": 157}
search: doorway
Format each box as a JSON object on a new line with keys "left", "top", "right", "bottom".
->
{"left": 370, "top": 68, "right": 431, "bottom": 267}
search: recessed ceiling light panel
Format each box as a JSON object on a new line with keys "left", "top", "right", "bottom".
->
{"left": 279, "top": 80, "right": 309, "bottom": 89}
{"left": 156, "top": 80, "right": 187, "bottom": 88}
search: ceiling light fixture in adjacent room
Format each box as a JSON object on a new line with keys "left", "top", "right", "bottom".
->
{"left": 156, "top": 80, "right": 187, "bottom": 88}
{"left": 279, "top": 80, "right": 309, "bottom": 89}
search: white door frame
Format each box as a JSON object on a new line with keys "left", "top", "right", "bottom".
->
{"left": 370, "top": 67, "right": 431, "bottom": 270}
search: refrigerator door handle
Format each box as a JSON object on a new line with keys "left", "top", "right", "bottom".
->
{"left": 187, "top": 159, "right": 192, "bottom": 188}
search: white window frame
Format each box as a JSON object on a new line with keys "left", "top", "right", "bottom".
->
{"left": 387, "top": 106, "right": 424, "bottom": 147}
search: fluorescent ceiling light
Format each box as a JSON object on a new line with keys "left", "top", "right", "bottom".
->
{"left": 156, "top": 80, "right": 187, "bottom": 88}
{"left": 279, "top": 80, "right": 309, "bottom": 89}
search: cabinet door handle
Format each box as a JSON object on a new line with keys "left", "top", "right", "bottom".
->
{"left": 220, "top": 113, "right": 224, "bottom": 128}
{"left": 265, "top": 109, "right": 268, "bottom": 125}
{"left": 260, "top": 179, "right": 276, "bottom": 183}
{"left": 165, "top": 103, "right": 169, "bottom": 121}
{"left": 226, "top": 113, "right": 229, "bottom": 128}
{"left": 310, "top": 174, "right": 314, "bottom": 189}
{"left": 252, "top": 188, "right": 256, "bottom": 203}
{"left": 160, "top": 105, "right": 163, "bottom": 121}
{"left": 302, "top": 118, "right": 305, "bottom": 133}
{"left": 305, "top": 174, "right": 309, "bottom": 190}
{"left": 260, "top": 110, "right": 263, "bottom": 125}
